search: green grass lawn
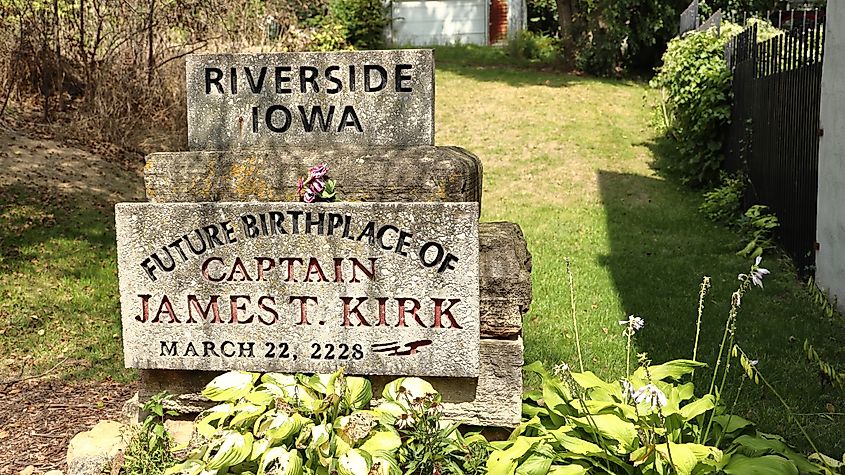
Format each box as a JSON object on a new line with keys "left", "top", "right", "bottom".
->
{"left": 1, "top": 48, "right": 843, "bottom": 457}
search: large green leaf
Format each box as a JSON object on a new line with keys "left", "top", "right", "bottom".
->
{"left": 229, "top": 403, "right": 267, "bottom": 428}
{"left": 655, "top": 442, "right": 721, "bottom": 475}
{"left": 570, "top": 371, "right": 613, "bottom": 390}
{"left": 258, "top": 447, "right": 303, "bottom": 475}
{"left": 547, "top": 465, "right": 588, "bottom": 475}
{"left": 731, "top": 435, "right": 822, "bottom": 474}
{"left": 203, "top": 371, "right": 259, "bottom": 402}
{"left": 632, "top": 360, "right": 706, "bottom": 382}
{"left": 722, "top": 454, "right": 799, "bottom": 475}
{"left": 550, "top": 428, "right": 604, "bottom": 456}
{"left": 338, "top": 449, "right": 372, "bottom": 475}
{"left": 205, "top": 430, "right": 254, "bottom": 470}
{"left": 360, "top": 430, "right": 401, "bottom": 453}
{"left": 487, "top": 437, "right": 536, "bottom": 475}
{"left": 516, "top": 441, "right": 555, "bottom": 475}
{"left": 570, "top": 414, "right": 637, "bottom": 450}
{"left": 678, "top": 395, "right": 715, "bottom": 421}
{"left": 382, "top": 377, "right": 437, "bottom": 405}
{"left": 712, "top": 414, "right": 755, "bottom": 436}
{"left": 343, "top": 377, "right": 373, "bottom": 410}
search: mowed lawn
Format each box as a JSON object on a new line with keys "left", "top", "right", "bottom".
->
{"left": 434, "top": 53, "right": 845, "bottom": 457}
{"left": 0, "top": 50, "right": 843, "bottom": 456}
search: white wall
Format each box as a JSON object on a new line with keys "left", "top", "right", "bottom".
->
{"left": 816, "top": 0, "right": 845, "bottom": 310}
{"left": 391, "top": 0, "right": 488, "bottom": 46}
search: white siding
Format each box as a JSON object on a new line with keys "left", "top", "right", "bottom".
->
{"left": 816, "top": 0, "right": 845, "bottom": 312}
{"left": 391, "top": 0, "right": 488, "bottom": 46}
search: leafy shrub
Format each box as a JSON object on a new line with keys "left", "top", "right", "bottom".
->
{"left": 122, "top": 392, "right": 178, "bottom": 475}
{"left": 329, "top": 0, "right": 389, "bottom": 49}
{"left": 309, "top": 18, "right": 350, "bottom": 52}
{"left": 507, "top": 31, "right": 561, "bottom": 63}
{"left": 700, "top": 172, "right": 745, "bottom": 224}
{"left": 651, "top": 28, "right": 733, "bottom": 186}
{"left": 736, "top": 204, "right": 779, "bottom": 258}
{"left": 163, "top": 369, "right": 486, "bottom": 475}
{"left": 526, "top": 0, "right": 559, "bottom": 36}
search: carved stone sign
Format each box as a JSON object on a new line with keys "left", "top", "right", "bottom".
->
{"left": 186, "top": 50, "right": 434, "bottom": 150}
{"left": 116, "top": 201, "right": 479, "bottom": 377}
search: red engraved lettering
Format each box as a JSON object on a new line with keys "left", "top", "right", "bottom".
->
{"left": 279, "top": 257, "right": 303, "bottom": 282}
{"left": 432, "top": 298, "right": 462, "bottom": 329}
{"left": 396, "top": 297, "right": 424, "bottom": 327}
{"left": 201, "top": 257, "right": 226, "bottom": 282}
{"left": 350, "top": 257, "right": 376, "bottom": 282}
{"left": 187, "top": 295, "right": 222, "bottom": 323}
{"left": 226, "top": 257, "right": 253, "bottom": 282}
{"left": 341, "top": 297, "right": 370, "bottom": 326}
{"left": 376, "top": 297, "right": 389, "bottom": 326}
{"left": 304, "top": 257, "right": 328, "bottom": 282}
{"left": 229, "top": 295, "right": 253, "bottom": 323}
{"left": 136, "top": 294, "right": 152, "bottom": 322}
{"left": 333, "top": 257, "right": 344, "bottom": 282}
{"left": 152, "top": 295, "right": 180, "bottom": 323}
{"left": 255, "top": 257, "right": 275, "bottom": 281}
{"left": 257, "top": 296, "right": 278, "bottom": 325}
{"left": 289, "top": 295, "right": 317, "bottom": 325}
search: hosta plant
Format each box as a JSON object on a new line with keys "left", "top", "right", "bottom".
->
{"left": 488, "top": 258, "right": 835, "bottom": 475}
{"left": 164, "top": 368, "right": 486, "bottom": 475}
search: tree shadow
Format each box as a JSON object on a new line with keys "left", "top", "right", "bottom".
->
{"left": 429, "top": 45, "right": 643, "bottom": 89}
{"left": 0, "top": 181, "right": 134, "bottom": 381}
{"left": 596, "top": 168, "right": 845, "bottom": 456}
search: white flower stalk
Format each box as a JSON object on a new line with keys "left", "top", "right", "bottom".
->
{"left": 619, "top": 315, "right": 645, "bottom": 336}
{"left": 553, "top": 362, "right": 571, "bottom": 378}
{"left": 632, "top": 384, "right": 668, "bottom": 410}
{"left": 751, "top": 256, "right": 770, "bottom": 288}
{"left": 620, "top": 380, "right": 635, "bottom": 399}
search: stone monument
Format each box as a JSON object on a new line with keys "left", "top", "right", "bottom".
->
{"left": 117, "top": 49, "right": 531, "bottom": 427}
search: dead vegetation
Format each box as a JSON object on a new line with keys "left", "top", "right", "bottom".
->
{"left": 0, "top": 0, "right": 335, "bottom": 160}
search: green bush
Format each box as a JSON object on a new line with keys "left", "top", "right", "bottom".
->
{"left": 736, "top": 204, "right": 779, "bottom": 258}
{"left": 526, "top": 0, "right": 559, "bottom": 36}
{"left": 651, "top": 28, "right": 733, "bottom": 186}
{"left": 329, "top": 0, "right": 389, "bottom": 49}
{"left": 700, "top": 172, "right": 745, "bottom": 224}
{"left": 507, "top": 31, "right": 561, "bottom": 62}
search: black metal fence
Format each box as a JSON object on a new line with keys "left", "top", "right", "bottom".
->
{"left": 724, "top": 22, "right": 825, "bottom": 274}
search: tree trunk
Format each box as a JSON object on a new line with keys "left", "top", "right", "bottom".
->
{"left": 54, "top": 0, "right": 64, "bottom": 112}
{"left": 147, "top": 0, "right": 155, "bottom": 84}
{"left": 555, "top": 0, "right": 575, "bottom": 66}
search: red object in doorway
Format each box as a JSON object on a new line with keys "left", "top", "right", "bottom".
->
{"left": 489, "top": 0, "right": 508, "bottom": 44}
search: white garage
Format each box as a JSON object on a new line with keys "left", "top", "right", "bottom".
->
{"left": 388, "top": 0, "right": 525, "bottom": 46}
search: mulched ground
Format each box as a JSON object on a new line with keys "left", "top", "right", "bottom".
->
{"left": 0, "top": 378, "right": 138, "bottom": 475}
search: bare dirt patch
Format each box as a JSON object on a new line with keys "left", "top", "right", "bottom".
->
{"left": 0, "top": 378, "right": 139, "bottom": 474}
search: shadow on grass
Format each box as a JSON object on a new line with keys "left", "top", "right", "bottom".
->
{"left": 431, "top": 44, "right": 644, "bottom": 89}
{"left": 596, "top": 169, "right": 845, "bottom": 457}
{"left": 0, "top": 182, "right": 130, "bottom": 381}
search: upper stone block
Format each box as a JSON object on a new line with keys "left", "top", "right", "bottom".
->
{"left": 186, "top": 50, "right": 435, "bottom": 150}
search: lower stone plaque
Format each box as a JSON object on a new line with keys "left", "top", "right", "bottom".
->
{"left": 115, "top": 202, "right": 480, "bottom": 377}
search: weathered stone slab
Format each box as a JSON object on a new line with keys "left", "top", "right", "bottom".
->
{"left": 479, "top": 222, "right": 532, "bottom": 338}
{"left": 137, "top": 338, "right": 523, "bottom": 427}
{"left": 186, "top": 50, "right": 434, "bottom": 150}
{"left": 116, "top": 201, "right": 480, "bottom": 377}
{"left": 144, "top": 147, "right": 481, "bottom": 204}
